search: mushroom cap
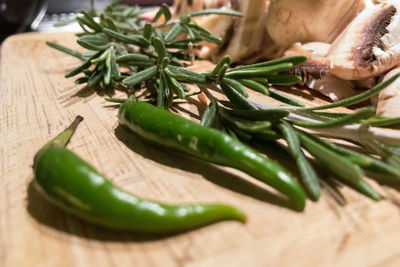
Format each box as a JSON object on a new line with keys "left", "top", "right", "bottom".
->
{"left": 265, "top": 0, "right": 363, "bottom": 49}
{"left": 212, "top": 0, "right": 271, "bottom": 62}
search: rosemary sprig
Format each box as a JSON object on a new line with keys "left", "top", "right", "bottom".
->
{"left": 48, "top": 3, "right": 400, "bottom": 205}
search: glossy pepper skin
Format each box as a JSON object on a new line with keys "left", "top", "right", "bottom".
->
{"left": 33, "top": 118, "right": 245, "bottom": 232}
{"left": 118, "top": 101, "right": 307, "bottom": 211}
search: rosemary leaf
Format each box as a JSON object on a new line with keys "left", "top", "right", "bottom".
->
{"left": 187, "top": 9, "right": 243, "bottom": 18}
{"left": 222, "top": 108, "right": 289, "bottom": 121}
{"left": 152, "top": 3, "right": 172, "bottom": 24}
{"left": 46, "top": 42, "right": 86, "bottom": 60}
{"left": 220, "top": 83, "right": 257, "bottom": 110}
{"left": 122, "top": 65, "right": 158, "bottom": 86}
{"left": 201, "top": 100, "right": 217, "bottom": 127}
{"left": 268, "top": 89, "right": 305, "bottom": 107}
{"left": 226, "top": 63, "right": 294, "bottom": 78}
{"left": 103, "top": 28, "right": 149, "bottom": 46}
{"left": 298, "top": 132, "right": 365, "bottom": 184}
{"left": 65, "top": 50, "right": 102, "bottom": 78}
{"left": 239, "top": 79, "right": 269, "bottom": 95}
{"left": 222, "top": 78, "right": 248, "bottom": 97}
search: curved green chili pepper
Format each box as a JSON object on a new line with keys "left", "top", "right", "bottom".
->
{"left": 33, "top": 116, "right": 246, "bottom": 232}
{"left": 118, "top": 101, "right": 307, "bottom": 211}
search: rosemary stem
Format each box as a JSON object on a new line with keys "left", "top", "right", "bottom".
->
{"left": 249, "top": 97, "right": 400, "bottom": 146}
{"left": 305, "top": 125, "right": 400, "bottom": 146}
{"left": 198, "top": 85, "right": 219, "bottom": 103}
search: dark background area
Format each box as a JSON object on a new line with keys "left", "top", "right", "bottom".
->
{"left": 0, "top": 0, "right": 174, "bottom": 40}
{"left": 47, "top": 0, "right": 173, "bottom": 13}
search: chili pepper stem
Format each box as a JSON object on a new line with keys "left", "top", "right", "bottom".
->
{"left": 49, "top": 115, "right": 84, "bottom": 147}
{"left": 33, "top": 116, "right": 83, "bottom": 170}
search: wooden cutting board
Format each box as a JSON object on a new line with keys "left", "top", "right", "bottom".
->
{"left": 2, "top": 32, "right": 400, "bottom": 267}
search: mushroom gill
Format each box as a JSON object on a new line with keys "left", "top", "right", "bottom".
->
{"left": 328, "top": 1, "right": 400, "bottom": 80}
{"left": 285, "top": 42, "right": 357, "bottom": 101}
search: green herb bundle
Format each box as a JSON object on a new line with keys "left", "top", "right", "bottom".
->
{"left": 47, "top": 2, "right": 400, "bottom": 207}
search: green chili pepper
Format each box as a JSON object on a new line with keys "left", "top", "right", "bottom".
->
{"left": 33, "top": 116, "right": 246, "bottom": 232}
{"left": 118, "top": 101, "right": 307, "bottom": 211}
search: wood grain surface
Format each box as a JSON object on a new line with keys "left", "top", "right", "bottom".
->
{"left": 2, "top": 32, "right": 400, "bottom": 267}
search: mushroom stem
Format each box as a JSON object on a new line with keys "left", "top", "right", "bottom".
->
{"left": 376, "top": 66, "right": 400, "bottom": 117}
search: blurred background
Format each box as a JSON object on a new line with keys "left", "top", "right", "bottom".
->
{"left": 47, "top": 0, "right": 173, "bottom": 13}
{"left": 0, "top": 0, "right": 173, "bottom": 41}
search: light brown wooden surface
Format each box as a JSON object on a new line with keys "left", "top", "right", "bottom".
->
{"left": 2, "top": 32, "right": 400, "bottom": 267}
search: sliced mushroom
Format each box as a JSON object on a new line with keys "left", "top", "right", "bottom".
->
{"left": 302, "top": 42, "right": 331, "bottom": 57}
{"left": 212, "top": 0, "right": 271, "bottom": 63}
{"left": 265, "top": 0, "right": 364, "bottom": 51}
{"left": 328, "top": 1, "right": 400, "bottom": 80}
{"left": 173, "top": 0, "right": 366, "bottom": 63}
{"left": 173, "top": 0, "right": 236, "bottom": 59}
{"left": 284, "top": 42, "right": 357, "bottom": 101}
{"left": 376, "top": 66, "right": 400, "bottom": 117}
{"left": 173, "top": 0, "right": 284, "bottom": 63}
{"left": 193, "top": 13, "right": 235, "bottom": 58}
{"left": 362, "top": 0, "right": 384, "bottom": 9}
{"left": 285, "top": 42, "right": 330, "bottom": 79}
{"left": 352, "top": 77, "right": 377, "bottom": 89}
